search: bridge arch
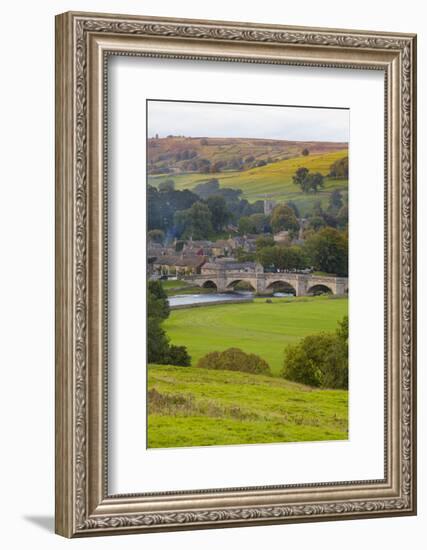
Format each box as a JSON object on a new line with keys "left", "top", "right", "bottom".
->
{"left": 201, "top": 280, "right": 218, "bottom": 290}
{"left": 266, "top": 280, "right": 296, "bottom": 296}
{"left": 307, "top": 283, "right": 333, "bottom": 296}
{"left": 226, "top": 279, "right": 256, "bottom": 291}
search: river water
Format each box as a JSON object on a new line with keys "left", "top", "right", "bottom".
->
{"left": 168, "top": 291, "right": 294, "bottom": 308}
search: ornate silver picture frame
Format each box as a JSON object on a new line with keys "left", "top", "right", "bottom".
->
{"left": 55, "top": 11, "right": 417, "bottom": 537}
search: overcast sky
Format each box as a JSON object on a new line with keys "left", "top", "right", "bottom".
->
{"left": 147, "top": 100, "right": 349, "bottom": 142}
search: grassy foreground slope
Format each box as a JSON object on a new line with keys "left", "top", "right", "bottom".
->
{"left": 149, "top": 149, "right": 348, "bottom": 214}
{"left": 164, "top": 296, "right": 348, "bottom": 376}
{"left": 148, "top": 365, "right": 348, "bottom": 448}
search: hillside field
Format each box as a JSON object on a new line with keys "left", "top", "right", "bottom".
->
{"left": 148, "top": 149, "right": 348, "bottom": 214}
{"left": 164, "top": 296, "right": 348, "bottom": 376}
{"left": 148, "top": 365, "right": 348, "bottom": 448}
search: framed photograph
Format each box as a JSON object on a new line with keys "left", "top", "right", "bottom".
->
{"left": 55, "top": 11, "right": 417, "bottom": 537}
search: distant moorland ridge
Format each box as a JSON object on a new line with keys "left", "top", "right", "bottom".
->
{"left": 148, "top": 135, "right": 348, "bottom": 176}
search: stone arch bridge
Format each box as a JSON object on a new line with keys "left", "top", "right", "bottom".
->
{"left": 186, "top": 272, "right": 348, "bottom": 296}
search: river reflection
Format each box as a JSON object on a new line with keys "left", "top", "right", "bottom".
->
{"left": 168, "top": 291, "right": 294, "bottom": 308}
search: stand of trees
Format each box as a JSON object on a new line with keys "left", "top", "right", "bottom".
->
{"left": 254, "top": 227, "right": 348, "bottom": 277}
{"left": 193, "top": 178, "right": 221, "bottom": 199}
{"left": 291, "top": 155, "right": 348, "bottom": 196}
{"left": 148, "top": 179, "right": 265, "bottom": 241}
{"left": 237, "top": 203, "right": 300, "bottom": 237}
{"left": 193, "top": 179, "right": 264, "bottom": 220}
{"left": 147, "top": 281, "right": 191, "bottom": 366}
{"left": 238, "top": 213, "right": 271, "bottom": 235}
{"left": 292, "top": 167, "right": 325, "bottom": 193}
{"left": 305, "top": 191, "right": 348, "bottom": 232}
{"left": 148, "top": 185, "right": 199, "bottom": 233}
{"left": 256, "top": 244, "right": 309, "bottom": 272}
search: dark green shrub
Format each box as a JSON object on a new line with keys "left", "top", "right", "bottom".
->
{"left": 197, "top": 347, "right": 271, "bottom": 375}
{"left": 166, "top": 345, "right": 191, "bottom": 367}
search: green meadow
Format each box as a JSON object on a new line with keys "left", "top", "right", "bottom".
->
{"left": 148, "top": 149, "right": 348, "bottom": 215}
{"left": 148, "top": 296, "right": 348, "bottom": 447}
{"left": 164, "top": 296, "right": 348, "bottom": 375}
{"left": 148, "top": 365, "right": 348, "bottom": 448}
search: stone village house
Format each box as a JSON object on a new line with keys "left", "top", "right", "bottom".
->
{"left": 152, "top": 255, "right": 207, "bottom": 277}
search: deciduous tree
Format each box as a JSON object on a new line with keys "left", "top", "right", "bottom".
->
{"left": 292, "top": 167, "right": 310, "bottom": 191}
{"left": 206, "top": 195, "right": 231, "bottom": 232}
{"left": 329, "top": 156, "right": 349, "bottom": 178}
{"left": 174, "top": 201, "right": 213, "bottom": 239}
{"left": 255, "top": 235, "right": 275, "bottom": 251}
{"left": 304, "top": 227, "right": 348, "bottom": 276}
{"left": 282, "top": 317, "right": 348, "bottom": 389}
{"left": 292, "top": 168, "right": 324, "bottom": 193}
{"left": 271, "top": 204, "right": 299, "bottom": 235}
{"left": 147, "top": 281, "right": 190, "bottom": 366}
{"left": 158, "top": 179, "right": 175, "bottom": 192}
{"left": 328, "top": 189, "right": 343, "bottom": 213}
{"left": 238, "top": 213, "right": 270, "bottom": 235}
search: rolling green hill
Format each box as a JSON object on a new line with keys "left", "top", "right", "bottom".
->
{"left": 164, "top": 296, "right": 348, "bottom": 376}
{"left": 148, "top": 364, "right": 348, "bottom": 448}
{"left": 149, "top": 149, "right": 348, "bottom": 215}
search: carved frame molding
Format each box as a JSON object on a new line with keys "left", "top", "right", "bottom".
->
{"left": 55, "top": 11, "right": 416, "bottom": 537}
